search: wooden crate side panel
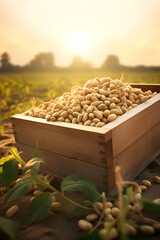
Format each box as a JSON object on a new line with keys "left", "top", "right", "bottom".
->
{"left": 106, "top": 166, "right": 115, "bottom": 193}
{"left": 107, "top": 123, "right": 160, "bottom": 193}
{"left": 12, "top": 114, "right": 110, "bottom": 134}
{"left": 113, "top": 123, "right": 160, "bottom": 181}
{"left": 109, "top": 148, "right": 160, "bottom": 195}
{"left": 130, "top": 84, "right": 160, "bottom": 93}
{"left": 11, "top": 117, "right": 109, "bottom": 167}
{"left": 105, "top": 137, "right": 113, "bottom": 168}
{"left": 16, "top": 143, "right": 107, "bottom": 192}
{"left": 106, "top": 94, "right": 160, "bottom": 157}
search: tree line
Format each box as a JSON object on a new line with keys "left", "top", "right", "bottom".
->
{"left": 0, "top": 52, "right": 160, "bottom": 73}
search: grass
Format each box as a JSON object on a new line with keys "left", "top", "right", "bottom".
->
{"left": 0, "top": 71, "right": 160, "bottom": 122}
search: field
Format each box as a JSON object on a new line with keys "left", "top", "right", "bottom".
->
{"left": 0, "top": 71, "right": 160, "bottom": 122}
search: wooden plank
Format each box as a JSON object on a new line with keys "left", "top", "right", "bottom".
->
{"left": 12, "top": 114, "right": 109, "bottom": 134}
{"left": 107, "top": 123, "right": 160, "bottom": 193}
{"left": 104, "top": 93, "right": 160, "bottom": 157}
{"left": 11, "top": 115, "right": 111, "bottom": 167}
{"left": 16, "top": 143, "right": 108, "bottom": 192}
{"left": 113, "top": 122, "right": 160, "bottom": 180}
{"left": 124, "top": 148, "right": 160, "bottom": 182}
{"left": 109, "top": 147, "right": 160, "bottom": 195}
{"left": 130, "top": 83, "right": 160, "bottom": 93}
{"left": 14, "top": 122, "right": 160, "bottom": 193}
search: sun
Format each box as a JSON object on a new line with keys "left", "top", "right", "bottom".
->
{"left": 67, "top": 33, "right": 89, "bottom": 54}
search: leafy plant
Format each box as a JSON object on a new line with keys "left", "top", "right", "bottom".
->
{"left": 1, "top": 160, "right": 18, "bottom": 188}
{"left": 61, "top": 175, "right": 100, "bottom": 202}
{"left": 22, "top": 157, "right": 44, "bottom": 175}
{"left": 0, "top": 147, "right": 93, "bottom": 224}
{"left": 0, "top": 217, "right": 19, "bottom": 240}
{"left": 23, "top": 193, "right": 52, "bottom": 224}
{"left": 1, "top": 147, "right": 160, "bottom": 240}
{"left": 6, "top": 147, "right": 25, "bottom": 166}
{"left": 0, "top": 155, "right": 14, "bottom": 174}
{"left": 4, "top": 177, "right": 34, "bottom": 202}
{"left": 141, "top": 199, "right": 160, "bottom": 211}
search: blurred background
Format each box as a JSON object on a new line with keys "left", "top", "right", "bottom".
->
{"left": 0, "top": 0, "right": 160, "bottom": 122}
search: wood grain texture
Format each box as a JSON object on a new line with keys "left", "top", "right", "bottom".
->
{"left": 14, "top": 123, "right": 160, "bottom": 193}
{"left": 107, "top": 123, "right": 160, "bottom": 192}
{"left": 11, "top": 115, "right": 111, "bottom": 167}
{"left": 130, "top": 83, "right": 160, "bottom": 93}
{"left": 16, "top": 143, "right": 108, "bottom": 192}
{"left": 113, "top": 123, "right": 160, "bottom": 181}
{"left": 12, "top": 114, "right": 109, "bottom": 134}
{"left": 104, "top": 94, "right": 160, "bottom": 157}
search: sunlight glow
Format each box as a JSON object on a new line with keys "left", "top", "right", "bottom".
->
{"left": 1, "top": 0, "right": 160, "bottom": 66}
{"left": 67, "top": 33, "right": 89, "bottom": 54}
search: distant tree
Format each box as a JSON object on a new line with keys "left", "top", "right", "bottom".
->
{"left": 69, "top": 55, "right": 92, "bottom": 70}
{"left": 0, "top": 52, "right": 11, "bottom": 69}
{"left": 26, "top": 52, "right": 55, "bottom": 71}
{"left": 101, "top": 55, "right": 120, "bottom": 71}
{"left": 0, "top": 52, "right": 23, "bottom": 73}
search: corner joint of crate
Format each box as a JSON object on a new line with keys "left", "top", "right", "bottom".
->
{"left": 98, "top": 135, "right": 104, "bottom": 140}
{"left": 99, "top": 141, "right": 105, "bottom": 146}
{"left": 99, "top": 150, "right": 105, "bottom": 155}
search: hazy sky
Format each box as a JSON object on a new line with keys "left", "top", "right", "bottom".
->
{"left": 0, "top": 0, "right": 160, "bottom": 67}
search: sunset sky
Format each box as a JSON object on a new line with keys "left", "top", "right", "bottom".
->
{"left": 0, "top": 0, "right": 160, "bottom": 67}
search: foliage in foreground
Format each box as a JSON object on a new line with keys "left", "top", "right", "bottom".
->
{"left": 0, "top": 147, "right": 160, "bottom": 240}
{"left": 0, "top": 217, "right": 19, "bottom": 240}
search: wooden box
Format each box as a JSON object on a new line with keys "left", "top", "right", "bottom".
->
{"left": 11, "top": 84, "right": 160, "bottom": 193}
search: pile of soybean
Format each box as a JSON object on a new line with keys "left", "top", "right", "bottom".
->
{"left": 24, "top": 77, "right": 157, "bottom": 127}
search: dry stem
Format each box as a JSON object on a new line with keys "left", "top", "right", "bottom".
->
{"left": 90, "top": 192, "right": 106, "bottom": 233}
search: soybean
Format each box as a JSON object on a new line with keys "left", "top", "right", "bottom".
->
{"left": 5, "top": 205, "right": 19, "bottom": 218}
{"left": 25, "top": 77, "right": 156, "bottom": 128}
{"left": 78, "top": 219, "right": 93, "bottom": 231}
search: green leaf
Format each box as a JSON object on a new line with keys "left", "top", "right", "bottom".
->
{"left": 76, "top": 231, "right": 101, "bottom": 240}
{"left": 0, "top": 175, "right": 3, "bottom": 185}
{"left": 23, "top": 192, "right": 52, "bottom": 224}
{"left": 0, "top": 217, "right": 19, "bottom": 240}
{"left": 22, "top": 157, "right": 44, "bottom": 175}
{"left": 68, "top": 206, "right": 92, "bottom": 219}
{"left": 7, "top": 147, "right": 25, "bottom": 166}
{"left": 33, "top": 142, "right": 38, "bottom": 158}
{"left": 0, "top": 155, "right": 13, "bottom": 166}
{"left": 4, "top": 177, "right": 33, "bottom": 202}
{"left": 80, "top": 200, "right": 93, "bottom": 207}
{"left": 61, "top": 175, "right": 100, "bottom": 202}
{"left": 0, "top": 155, "right": 13, "bottom": 173}
{"left": 141, "top": 199, "right": 160, "bottom": 211}
{"left": 2, "top": 160, "right": 19, "bottom": 188}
